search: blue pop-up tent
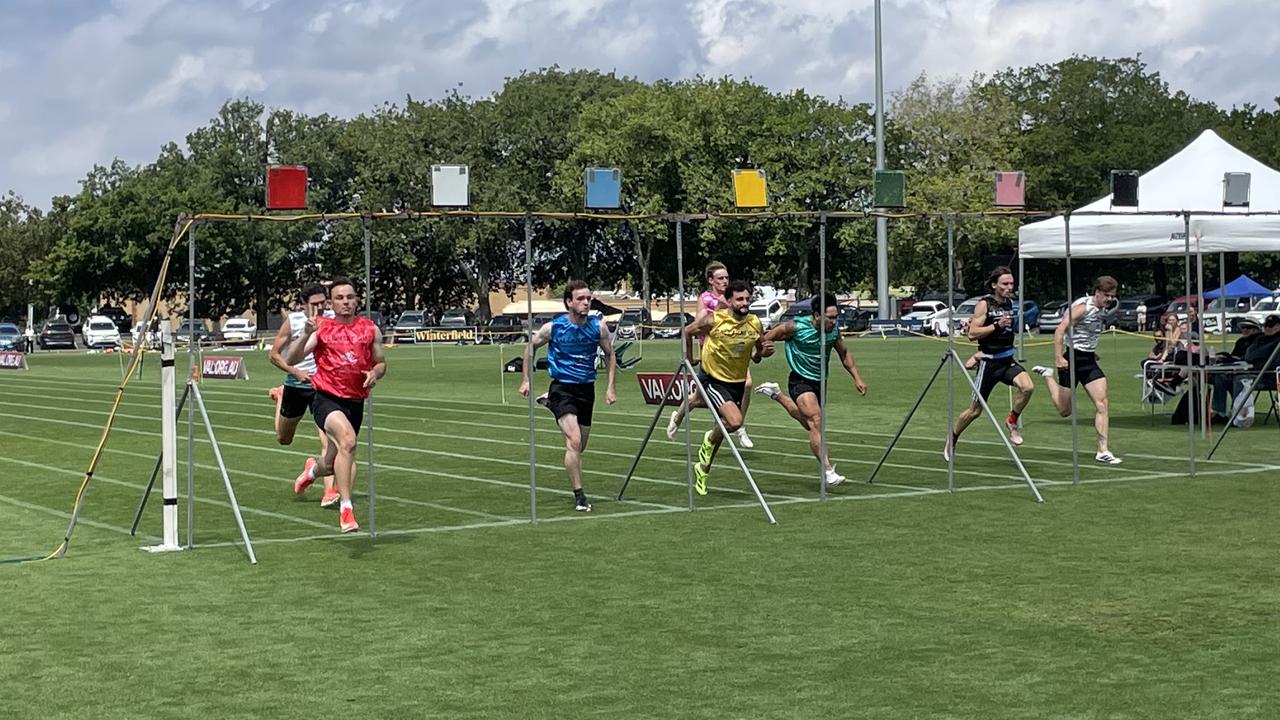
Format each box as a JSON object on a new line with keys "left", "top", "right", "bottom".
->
{"left": 1203, "top": 274, "right": 1276, "bottom": 300}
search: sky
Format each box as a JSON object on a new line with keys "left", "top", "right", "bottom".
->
{"left": 2, "top": 0, "right": 1277, "bottom": 208}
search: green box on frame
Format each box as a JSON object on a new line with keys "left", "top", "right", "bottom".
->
{"left": 873, "top": 170, "right": 906, "bottom": 208}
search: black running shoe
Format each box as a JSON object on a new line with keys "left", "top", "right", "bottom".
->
{"left": 574, "top": 495, "right": 592, "bottom": 512}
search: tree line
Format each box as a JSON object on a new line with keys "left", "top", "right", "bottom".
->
{"left": 2, "top": 56, "right": 1278, "bottom": 326}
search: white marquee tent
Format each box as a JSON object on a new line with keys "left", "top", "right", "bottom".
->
{"left": 1019, "top": 130, "right": 1280, "bottom": 258}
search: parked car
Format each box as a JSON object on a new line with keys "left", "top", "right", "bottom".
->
{"left": 439, "top": 307, "right": 476, "bottom": 328}
{"left": 1113, "top": 296, "right": 1167, "bottom": 331}
{"left": 1241, "top": 294, "right": 1280, "bottom": 328}
{"left": 95, "top": 305, "right": 134, "bottom": 334}
{"left": 1201, "top": 296, "right": 1260, "bottom": 335}
{"left": 0, "top": 323, "right": 21, "bottom": 350}
{"left": 174, "top": 318, "right": 212, "bottom": 344}
{"left": 39, "top": 320, "right": 77, "bottom": 349}
{"left": 747, "top": 298, "right": 786, "bottom": 331}
{"left": 838, "top": 306, "right": 874, "bottom": 334}
{"left": 1165, "top": 295, "right": 1202, "bottom": 320}
{"left": 81, "top": 315, "right": 122, "bottom": 349}
{"left": 901, "top": 300, "right": 949, "bottom": 334}
{"left": 1038, "top": 301, "right": 1067, "bottom": 333}
{"left": 484, "top": 314, "right": 525, "bottom": 344}
{"left": 652, "top": 312, "right": 692, "bottom": 339}
{"left": 617, "top": 307, "right": 653, "bottom": 340}
{"left": 221, "top": 318, "right": 257, "bottom": 344}
{"left": 392, "top": 311, "right": 431, "bottom": 344}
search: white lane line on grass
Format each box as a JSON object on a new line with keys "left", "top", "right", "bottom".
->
{"left": 0, "top": 491, "right": 161, "bottom": 542}
{"left": 0, "top": 393, "right": 772, "bottom": 506}
{"left": 0, "top": 454, "right": 334, "bottom": 530}
{"left": 3, "top": 430, "right": 518, "bottom": 523}
{"left": 0, "top": 403, "right": 687, "bottom": 513}
{"left": 71, "top": 373, "right": 1255, "bottom": 475}
{"left": 18, "top": 381, "right": 1002, "bottom": 496}
{"left": 166, "top": 378, "right": 1266, "bottom": 468}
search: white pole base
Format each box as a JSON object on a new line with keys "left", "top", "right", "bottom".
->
{"left": 142, "top": 544, "right": 185, "bottom": 554}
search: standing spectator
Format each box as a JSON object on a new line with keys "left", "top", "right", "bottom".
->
{"left": 1136, "top": 301, "right": 1148, "bottom": 332}
{"left": 23, "top": 323, "right": 35, "bottom": 353}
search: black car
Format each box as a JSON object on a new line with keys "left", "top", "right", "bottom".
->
{"left": 39, "top": 320, "right": 77, "bottom": 349}
{"left": 174, "top": 319, "right": 212, "bottom": 344}
{"left": 482, "top": 315, "right": 525, "bottom": 344}
{"left": 1113, "top": 296, "right": 1167, "bottom": 331}
{"left": 652, "top": 312, "right": 693, "bottom": 338}
{"left": 95, "top": 305, "right": 134, "bottom": 334}
{"left": 617, "top": 308, "right": 653, "bottom": 340}
{"left": 838, "top": 306, "right": 874, "bottom": 334}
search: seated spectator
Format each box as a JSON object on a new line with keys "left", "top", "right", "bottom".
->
{"left": 1211, "top": 315, "right": 1280, "bottom": 423}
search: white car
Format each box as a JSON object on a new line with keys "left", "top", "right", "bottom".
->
{"left": 902, "top": 301, "right": 948, "bottom": 333}
{"left": 1241, "top": 294, "right": 1280, "bottom": 328}
{"left": 82, "top": 315, "right": 122, "bottom": 349}
{"left": 221, "top": 318, "right": 257, "bottom": 344}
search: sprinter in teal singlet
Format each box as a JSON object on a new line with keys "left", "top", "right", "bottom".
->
{"left": 754, "top": 293, "right": 867, "bottom": 487}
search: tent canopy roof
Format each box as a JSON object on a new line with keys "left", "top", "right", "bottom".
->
{"left": 1203, "top": 274, "right": 1277, "bottom": 300}
{"left": 1019, "top": 130, "right": 1280, "bottom": 258}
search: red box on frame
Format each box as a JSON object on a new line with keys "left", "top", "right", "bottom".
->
{"left": 266, "top": 165, "right": 308, "bottom": 210}
{"left": 994, "top": 171, "right": 1025, "bottom": 208}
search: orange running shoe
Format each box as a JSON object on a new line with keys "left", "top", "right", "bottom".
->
{"left": 320, "top": 488, "right": 341, "bottom": 508}
{"left": 268, "top": 385, "right": 283, "bottom": 403}
{"left": 339, "top": 506, "right": 360, "bottom": 533}
{"left": 293, "top": 457, "right": 317, "bottom": 496}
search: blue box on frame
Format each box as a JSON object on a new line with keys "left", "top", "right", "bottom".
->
{"left": 585, "top": 167, "right": 622, "bottom": 209}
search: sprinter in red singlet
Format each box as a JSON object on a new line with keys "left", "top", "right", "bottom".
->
{"left": 287, "top": 277, "right": 387, "bottom": 533}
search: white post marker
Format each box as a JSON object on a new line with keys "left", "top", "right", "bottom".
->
{"left": 145, "top": 319, "right": 182, "bottom": 553}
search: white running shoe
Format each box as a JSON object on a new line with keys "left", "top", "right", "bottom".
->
{"left": 736, "top": 428, "right": 754, "bottom": 449}
{"left": 665, "top": 409, "right": 680, "bottom": 441}
{"left": 824, "top": 467, "right": 846, "bottom": 487}
{"left": 943, "top": 432, "right": 955, "bottom": 462}
{"left": 1095, "top": 451, "right": 1122, "bottom": 465}
{"left": 1031, "top": 365, "right": 1054, "bottom": 378}
{"left": 755, "top": 382, "right": 782, "bottom": 400}
{"left": 1006, "top": 420, "right": 1024, "bottom": 446}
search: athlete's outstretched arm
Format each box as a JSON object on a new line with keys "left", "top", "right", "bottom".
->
{"left": 519, "top": 322, "right": 553, "bottom": 397}
{"left": 761, "top": 321, "right": 795, "bottom": 345}
{"left": 285, "top": 321, "right": 319, "bottom": 366}
{"left": 597, "top": 327, "right": 618, "bottom": 405}
{"left": 1053, "top": 303, "right": 1088, "bottom": 368}
{"left": 682, "top": 314, "right": 714, "bottom": 364}
{"left": 966, "top": 300, "right": 994, "bottom": 341}
{"left": 363, "top": 327, "right": 387, "bottom": 388}
{"left": 268, "top": 322, "right": 308, "bottom": 382}
{"left": 834, "top": 336, "right": 867, "bottom": 396}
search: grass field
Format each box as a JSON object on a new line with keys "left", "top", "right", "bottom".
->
{"left": 2, "top": 332, "right": 1278, "bottom": 719}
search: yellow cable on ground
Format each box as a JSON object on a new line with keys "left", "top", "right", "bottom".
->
{"left": 16, "top": 216, "right": 195, "bottom": 564}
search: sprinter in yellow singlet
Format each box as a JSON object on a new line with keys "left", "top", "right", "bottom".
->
{"left": 681, "top": 279, "right": 771, "bottom": 495}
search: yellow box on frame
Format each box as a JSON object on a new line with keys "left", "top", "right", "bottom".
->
{"left": 732, "top": 169, "right": 768, "bottom": 208}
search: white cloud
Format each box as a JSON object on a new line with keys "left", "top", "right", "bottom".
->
{"left": 1, "top": 0, "right": 1277, "bottom": 207}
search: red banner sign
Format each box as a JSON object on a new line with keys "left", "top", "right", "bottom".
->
{"left": 0, "top": 351, "right": 28, "bottom": 370}
{"left": 636, "top": 372, "right": 694, "bottom": 405}
{"left": 201, "top": 355, "right": 248, "bottom": 380}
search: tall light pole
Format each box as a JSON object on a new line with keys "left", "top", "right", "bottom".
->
{"left": 874, "top": 0, "right": 890, "bottom": 319}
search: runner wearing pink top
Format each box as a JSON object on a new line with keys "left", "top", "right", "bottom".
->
{"left": 667, "top": 261, "right": 756, "bottom": 448}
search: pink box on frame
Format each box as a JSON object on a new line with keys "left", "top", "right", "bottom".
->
{"left": 994, "top": 171, "right": 1025, "bottom": 208}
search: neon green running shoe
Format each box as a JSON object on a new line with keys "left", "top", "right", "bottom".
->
{"left": 697, "top": 430, "right": 715, "bottom": 466}
{"left": 693, "top": 461, "right": 709, "bottom": 496}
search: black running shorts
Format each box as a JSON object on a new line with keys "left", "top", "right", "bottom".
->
{"left": 279, "top": 384, "right": 315, "bottom": 419}
{"left": 787, "top": 370, "right": 824, "bottom": 406}
{"left": 975, "top": 355, "right": 1027, "bottom": 401}
{"left": 311, "top": 389, "right": 365, "bottom": 435}
{"left": 697, "top": 371, "right": 747, "bottom": 413}
{"left": 546, "top": 380, "right": 596, "bottom": 426}
{"left": 1057, "top": 350, "right": 1106, "bottom": 387}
